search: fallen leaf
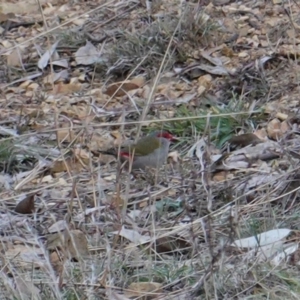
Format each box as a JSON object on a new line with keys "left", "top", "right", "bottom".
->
{"left": 231, "top": 229, "right": 291, "bottom": 248}
{"left": 14, "top": 277, "right": 41, "bottom": 299}
{"left": 15, "top": 194, "right": 35, "bottom": 214}
{"left": 47, "top": 229, "right": 89, "bottom": 260}
{"left": 48, "top": 220, "right": 69, "bottom": 233}
{"left": 168, "top": 151, "right": 180, "bottom": 163}
{"left": 67, "top": 230, "right": 89, "bottom": 259}
{"left": 38, "top": 40, "right": 60, "bottom": 70}
{"left": 227, "top": 133, "right": 263, "bottom": 149}
{"left": 49, "top": 251, "right": 64, "bottom": 276}
{"left": 4, "top": 244, "right": 45, "bottom": 269}
{"left": 108, "top": 291, "right": 131, "bottom": 300}
{"left": 56, "top": 127, "right": 76, "bottom": 143}
{"left": 43, "top": 70, "right": 69, "bottom": 85}
{"left": 75, "top": 41, "right": 102, "bottom": 65}
{"left": 267, "top": 118, "right": 282, "bottom": 140}
{"left": 7, "top": 49, "right": 22, "bottom": 67}
{"left": 105, "top": 80, "right": 143, "bottom": 97}
{"left": 112, "top": 226, "right": 151, "bottom": 245}
{"left": 0, "top": 12, "right": 9, "bottom": 22}
{"left": 53, "top": 82, "right": 82, "bottom": 95}
{"left": 125, "top": 282, "right": 163, "bottom": 299}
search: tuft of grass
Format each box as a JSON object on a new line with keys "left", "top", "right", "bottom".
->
{"left": 105, "top": 7, "right": 220, "bottom": 78}
{"left": 0, "top": 138, "right": 17, "bottom": 174}
{"left": 153, "top": 99, "right": 257, "bottom": 150}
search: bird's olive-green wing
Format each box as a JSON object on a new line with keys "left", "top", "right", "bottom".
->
{"left": 122, "top": 136, "right": 161, "bottom": 156}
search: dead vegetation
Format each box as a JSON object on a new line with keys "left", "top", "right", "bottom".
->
{"left": 1, "top": 0, "right": 300, "bottom": 299}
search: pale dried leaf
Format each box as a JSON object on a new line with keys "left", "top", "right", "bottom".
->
{"left": 37, "top": 40, "right": 60, "bottom": 70}
{"left": 75, "top": 41, "right": 102, "bottom": 65}
{"left": 67, "top": 230, "right": 89, "bottom": 258}
{"left": 52, "top": 58, "right": 69, "bottom": 68}
{"left": 43, "top": 70, "right": 69, "bottom": 84}
{"left": 107, "top": 290, "right": 131, "bottom": 300}
{"left": 112, "top": 226, "right": 151, "bottom": 245}
{"left": 232, "top": 229, "right": 291, "bottom": 248}
{"left": 7, "top": 49, "right": 22, "bottom": 67}
{"left": 14, "top": 277, "right": 41, "bottom": 299}
{"left": 125, "top": 282, "right": 163, "bottom": 299}
{"left": 272, "top": 243, "right": 299, "bottom": 266}
{"left": 48, "top": 220, "right": 68, "bottom": 233}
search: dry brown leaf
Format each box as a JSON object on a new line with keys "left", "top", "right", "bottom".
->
{"left": 110, "top": 194, "right": 125, "bottom": 208}
{"left": 0, "top": 0, "right": 47, "bottom": 14}
{"left": 67, "top": 230, "right": 89, "bottom": 259}
{"left": 47, "top": 229, "right": 89, "bottom": 260}
{"left": 53, "top": 82, "right": 82, "bottom": 95}
{"left": 51, "top": 159, "right": 69, "bottom": 173}
{"left": 0, "top": 12, "right": 10, "bottom": 22}
{"left": 197, "top": 74, "right": 213, "bottom": 88}
{"left": 129, "top": 77, "right": 145, "bottom": 88}
{"left": 4, "top": 244, "right": 44, "bottom": 269}
{"left": 56, "top": 127, "right": 76, "bottom": 143}
{"left": 98, "top": 153, "right": 116, "bottom": 165}
{"left": 197, "top": 85, "right": 206, "bottom": 96}
{"left": 254, "top": 128, "right": 268, "bottom": 140}
{"left": 280, "top": 120, "right": 290, "bottom": 134}
{"left": 43, "top": 70, "right": 69, "bottom": 85}
{"left": 74, "top": 148, "right": 89, "bottom": 160}
{"left": 15, "top": 194, "right": 35, "bottom": 214}
{"left": 221, "top": 45, "right": 235, "bottom": 57}
{"left": 227, "top": 133, "right": 263, "bottom": 149}
{"left": 105, "top": 79, "right": 143, "bottom": 97}
{"left": 49, "top": 251, "right": 64, "bottom": 276}
{"left": 267, "top": 118, "right": 282, "bottom": 140}
{"left": 51, "top": 156, "right": 84, "bottom": 174}
{"left": 14, "top": 277, "right": 41, "bottom": 299}
{"left": 47, "top": 231, "right": 69, "bottom": 250}
{"left": 7, "top": 49, "right": 22, "bottom": 67}
{"left": 125, "top": 282, "right": 163, "bottom": 299}
{"left": 27, "top": 82, "right": 39, "bottom": 91}
{"left": 40, "top": 174, "right": 54, "bottom": 183}
{"left": 89, "top": 131, "right": 116, "bottom": 152}
{"left": 1, "top": 40, "right": 14, "bottom": 49}
{"left": 212, "top": 171, "right": 232, "bottom": 182}
{"left": 275, "top": 112, "right": 288, "bottom": 121}
{"left": 155, "top": 236, "right": 189, "bottom": 253}
{"left": 19, "top": 80, "right": 33, "bottom": 89}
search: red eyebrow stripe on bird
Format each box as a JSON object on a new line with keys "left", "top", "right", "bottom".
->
{"left": 157, "top": 132, "right": 174, "bottom": 140}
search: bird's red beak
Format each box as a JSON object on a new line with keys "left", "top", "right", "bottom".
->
{"left": 158, "top": 131, "right": 179, "bottom": 142}
{"left": 120, "top": 151, "right": 132, "bottom": 158}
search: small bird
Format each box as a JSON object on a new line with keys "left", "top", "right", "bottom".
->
{"left": 99, "top": 131, "right": 176, "bottom": 170}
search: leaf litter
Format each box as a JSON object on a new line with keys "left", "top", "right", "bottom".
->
{"left": 1, "top": 0, "right": 300, "bottom": 299}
